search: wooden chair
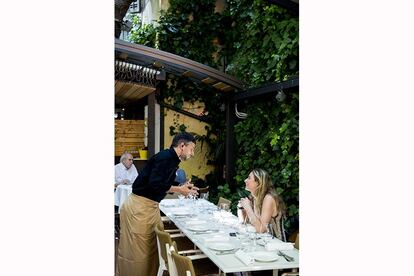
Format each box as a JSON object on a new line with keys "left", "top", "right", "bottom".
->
{"left": 198, "top": 186, "right": 209, "bottom": 194}
{"left": 155, "top": 224, "right": 206, "bottom": 276}
{"left": 217, "top": 197, "right": 231, "bottom": 210}
{"left": 169, "top": 241, "right": 220, "bottom": 276}
{"left": 294, "top": 232, "right": 299, "bottom": 250}
{"left": 171, "top": 247, "right": 196, "bottom": 276}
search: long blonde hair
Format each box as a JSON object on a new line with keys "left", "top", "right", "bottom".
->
{"left": 251, "top": 168, "right": 286, "bottom": 218}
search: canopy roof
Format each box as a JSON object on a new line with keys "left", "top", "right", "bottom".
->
{"left": 115, "top": 39, "right": 246, "bottom": 104}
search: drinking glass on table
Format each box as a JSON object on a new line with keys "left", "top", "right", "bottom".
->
{"left": 178, "top": 194, "right": 185, "bottom": 206}
{"left": 246, "top": 225, "right": 258, "bottom": 251}
{"left": 200, "top": 192, "right": 209, "bottom": 201}
{"left": 262, "top": 223, "right": 274, "bottom": 244}
{"left": 219, "top": 203, "right": 230, "bottom": 212}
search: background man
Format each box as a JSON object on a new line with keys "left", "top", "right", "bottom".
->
{"left": 114, "top": 152, "right": 138, "bottom": 188}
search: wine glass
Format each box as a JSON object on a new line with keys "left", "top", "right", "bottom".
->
{"left": 246, "top": 225, "right": 257, "bottom": 251}
{"left": 262, "top": 223, "right": 274, "bottom": 245}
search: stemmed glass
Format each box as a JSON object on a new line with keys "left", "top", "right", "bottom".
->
{"left": 262, "top": 223, "right": 274, "bottom": 245}
{"left": 247, "top": 225, "right": 257, "bottom": 251}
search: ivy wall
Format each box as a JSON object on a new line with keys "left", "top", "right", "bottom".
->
{"left": 129, "top": 0, "right": 299, "bottom": 234}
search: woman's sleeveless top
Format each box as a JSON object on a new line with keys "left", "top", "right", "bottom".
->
{"left": 270, "top": 213, "right": 286, "bottom": 242}
{"left": 252, "top": 195, "right": 287, "bottom": 242}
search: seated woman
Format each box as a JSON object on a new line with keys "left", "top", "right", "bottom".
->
{"left": 238, "top": 168, "right": 287, "bottom": 241}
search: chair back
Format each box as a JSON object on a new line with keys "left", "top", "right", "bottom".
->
{"left": 157, "top": 220, "right": 165, "bottom": 231}
{"left": 171, "top": 246, "right": 196, "bottom": 276}
{"left": 294, "top": 232, "right": 299, "bottom": 250}
{"left": 166, "top": 241, "right": 178, "bottom": 276}
{"left": 155, "top": 226, "right": 173, "bottom": 264}
{"left": 217, "top": 197, "right": 231, "bottom": 210}
{"left": 198, "top": 186, "right": 209, "bottom": 194}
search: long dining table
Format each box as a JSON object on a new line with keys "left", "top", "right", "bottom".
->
{"left": 159, "top": 198, "right": 299, "bottom": 275}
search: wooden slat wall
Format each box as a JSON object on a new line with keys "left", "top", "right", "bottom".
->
{"left": 115, "top": 119, "right": 145, "bottom": 157}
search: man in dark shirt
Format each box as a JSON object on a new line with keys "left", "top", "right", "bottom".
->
{"left": 117, "top": 132, "right": 198, "bottom": 276}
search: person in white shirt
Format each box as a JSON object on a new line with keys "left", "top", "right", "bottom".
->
{"left": 114, "top": 152, "right": 138, "bottom": 188}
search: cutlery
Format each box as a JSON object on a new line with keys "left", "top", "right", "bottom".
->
{"left": 277, "top": 250, "right": 294, "bottom": 262}
{"left": 192, "top": 229, "right": 220, "bottom": 234}
{"left": 215, "top": 250, "right": 237, "bottom": 255}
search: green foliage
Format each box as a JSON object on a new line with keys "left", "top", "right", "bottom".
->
{"left": 129, "top": 0, "right": 299, "bottom": 234}
{"left": 225, "top": 0, "right": 299, "bottom": 84}
{"left": 234, "top": 92, "right": 299, "bottom": 229}
{"left": 128, "top": 15, "right": 157, "bottom": 47}
{"left": 210, "top": 183, "right": 250, "bottom": 214}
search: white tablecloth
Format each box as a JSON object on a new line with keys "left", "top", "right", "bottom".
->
{"left": 114, "top": 184, "right": 132, "bottom": 213}
{"left": 159, "top": 199, "right": 299, "bottom": 274}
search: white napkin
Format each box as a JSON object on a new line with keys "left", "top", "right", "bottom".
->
{"left": 200, "top": 235, "right": 229, "bottom": 243}
{"left": 160, "top": 200, "right": 176, "bottom": 207}
{"left": 235, "top": 249, "right": 254, "bottom": 265}
{"left": 265, "top": 240, "right": 294, "bottom": 251}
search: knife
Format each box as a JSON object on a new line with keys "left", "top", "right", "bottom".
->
{"left": 277, "top": 250, "right": 295, "bottom": 262}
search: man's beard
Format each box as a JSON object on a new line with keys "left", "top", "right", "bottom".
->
{"left": 180, "top": 154, "right": 190, "bottom": 161}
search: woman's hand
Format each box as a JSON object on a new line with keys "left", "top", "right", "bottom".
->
{"left": 239, "top": 197, "right": 253, "bottom": 211}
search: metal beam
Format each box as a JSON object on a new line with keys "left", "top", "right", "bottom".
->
{"left": 225, "top": 95, "right": 236, "bottom": 187}
{"left": 267, "top": 0, "right": 299, "bottom": 15}
{"left": 161, "top": 103, "right": 210, "bottom": 124}
{"left": 232, "top": 76, "right": 299, "bottom": 102}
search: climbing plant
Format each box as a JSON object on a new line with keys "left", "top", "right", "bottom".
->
{"left": 129, "top": 0, "right": 299, "bottom": 234}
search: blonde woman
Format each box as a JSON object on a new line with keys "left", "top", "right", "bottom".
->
{"left": 238, "top": 168, "right": 287, "bottom": 241}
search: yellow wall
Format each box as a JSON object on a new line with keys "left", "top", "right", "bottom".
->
{"left": 163, "top": 102, "right": 214, "bottom": 180}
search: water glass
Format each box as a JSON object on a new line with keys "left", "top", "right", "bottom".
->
{"left": 200, "top": 192, "right": 209, "bottom": 201}
{"left": 178, "top": 194, "right": 185, "bottom": 206}
{"left": 262, "top": 223, "right": 273, "bottom": 244}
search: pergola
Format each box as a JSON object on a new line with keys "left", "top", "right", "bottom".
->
{"left": 115, "top": 38, "right": 299, "bottom": 186}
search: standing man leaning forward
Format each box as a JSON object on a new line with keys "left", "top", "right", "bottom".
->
{"left": 117, "top": 132, "right": 199, "bottom": 276}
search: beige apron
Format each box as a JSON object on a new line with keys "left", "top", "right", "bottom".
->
{"left": 116, "top": 194, "right": 161, "bottom": 276}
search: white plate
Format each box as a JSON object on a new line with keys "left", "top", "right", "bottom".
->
{"left": 208, "top": 242, "right": 235, "bottom": 251}
{"left": 250, "top": 251, "right": 279, "bottom": 262}
{"left": 173, "top": 210, "right": 191, "bottom": 216}
{"left": 187, "top": 224, "right": 209, "bottom": 232}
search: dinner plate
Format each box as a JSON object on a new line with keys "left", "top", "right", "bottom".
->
{"left": 173, "top": 209, "right": 191, "bottom": 216}
{"left": 186, "top": 224, "right": 209, "bottom": 232}
{"left": 208, "top": 242, "right": 235, "bottom": 251}
{"left": 250, "top": 251, "right": 279, "bottom": 262}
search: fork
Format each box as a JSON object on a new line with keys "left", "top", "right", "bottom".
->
{"left": 277, "top": 250, "right": 294, "bottom": 262}
{"left": 215, "top": 249, "right": 237, "bottom": 255}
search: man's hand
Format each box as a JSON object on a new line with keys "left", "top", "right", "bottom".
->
{"left": 180, "top": 184, "right": 199, "bottom": 197}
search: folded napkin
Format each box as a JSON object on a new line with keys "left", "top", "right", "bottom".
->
{"left": 235, "top": 249, "right": 254, "bottom": 265}
{"left": 160, "top": 200, "right": 176, "bottom": 207}
{"left": 200, "top": 235, "right": 229, "bottom": 243}
{"left": 265, "top": 240, "right": 294, "bottom": 251}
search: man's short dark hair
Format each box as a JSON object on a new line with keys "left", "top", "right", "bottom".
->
{"left": 171, "top": 132, "right": 196, "bottom": 147}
